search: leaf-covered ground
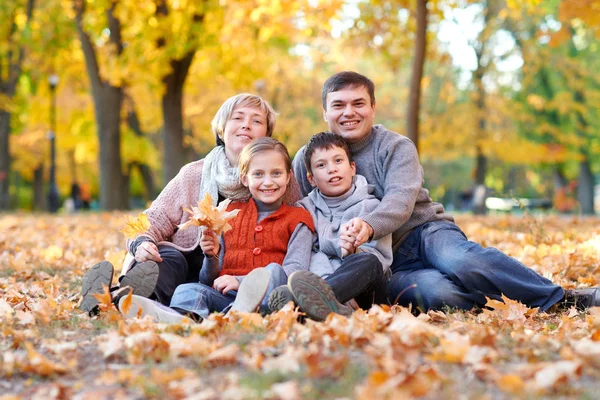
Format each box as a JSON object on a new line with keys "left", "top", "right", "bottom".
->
{"left": 2, "top": 212, "right": 600, "bottom": 399}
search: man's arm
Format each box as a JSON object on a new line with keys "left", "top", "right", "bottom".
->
{"left": 292, "top": 146, "right": 313, "bottom": 197}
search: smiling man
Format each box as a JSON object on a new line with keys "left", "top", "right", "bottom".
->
{"left": 293, "top": 70, "right": 600, "bottom": 313}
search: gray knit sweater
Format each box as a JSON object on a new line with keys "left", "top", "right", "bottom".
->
{"left": 293, "top": 125, "right": 454, "bottom": 251}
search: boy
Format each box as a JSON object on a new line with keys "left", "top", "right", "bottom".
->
{"left": 269, "top": 132, "right": 392, "bottom": 321}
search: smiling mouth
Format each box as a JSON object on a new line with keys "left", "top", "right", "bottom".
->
{"left": 340, "top": 121, "right": 359, "bottom": 127}
{"left": 260, "top": 189, "right": 278, "bottom": 194}
{"left": 329, "top": 177, "right": 342, "bottom": 183}
{"left": 237, "top": 134, "right": 252, "bottom": 140}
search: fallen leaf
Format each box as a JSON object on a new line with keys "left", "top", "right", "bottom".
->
{"left": 178, "top": 193, "right": 240, "bottom": 235}
{"left": 120, "top": 213, "right": 150, "bottom": 239}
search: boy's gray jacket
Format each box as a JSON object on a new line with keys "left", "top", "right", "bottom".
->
{"left": 298, "top": 175, "right": 393, "bottom": 279}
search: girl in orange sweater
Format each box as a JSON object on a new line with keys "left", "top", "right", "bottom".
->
{"left": 122, "top": 137, "right": 314, "bottom": 322}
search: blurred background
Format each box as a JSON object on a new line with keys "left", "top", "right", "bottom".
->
{"left": 0, "top": 0, "right": 598, "bottom": 214}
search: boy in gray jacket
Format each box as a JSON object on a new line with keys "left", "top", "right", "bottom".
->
{"left": 269, "top": 132, "right": 392, "bottom": 321}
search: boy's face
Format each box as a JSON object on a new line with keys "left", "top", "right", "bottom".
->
{"left": 307, "top": 146, "right": 356, "bottom": 197}
{"left": 323, "top": 85, "right": 375, "bottom": 144}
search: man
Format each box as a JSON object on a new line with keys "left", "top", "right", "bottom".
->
{"left": 293, "top": 71, "right": 599, "bottom": 312}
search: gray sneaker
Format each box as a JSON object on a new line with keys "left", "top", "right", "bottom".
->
{"left": 268, "top": 285, "right": 296, "bottom": 312}
{"left": 119, "top": 294, "right": 193, "bottom": 324}
{"left": 287, "top": 270, "right": 352, "bottom": 322}
{"left": 117, "top": 261, "right": 159, "bottom": 302}
{"left": 79, "top": 261, "right": 114, "bottom": 314}
{"left": 230, "top": 268, "right": 271, "bottom": 313}
{"left": 565, "top": 288, "right": 600, "bottom": 310}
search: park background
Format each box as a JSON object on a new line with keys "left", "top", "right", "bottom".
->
{"left": 1, "top": 0, "right": 598, "bottom": 215}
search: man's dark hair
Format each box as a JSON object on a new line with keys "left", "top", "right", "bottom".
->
{"left": 304, "top": 132, "right": 353, "bottom": 175}
{"left": 321, "top": 71, "right": 376, "bottom": 109}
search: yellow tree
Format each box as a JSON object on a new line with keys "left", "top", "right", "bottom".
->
{"left": 0, "top": 0, "right": 35, "bottom": 210}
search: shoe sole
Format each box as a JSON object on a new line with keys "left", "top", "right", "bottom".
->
{"left": 268, "top": 285, "right": 295, "bottom": 312}
{"left": 79, "top": 261, "right": 114, "bottom": 313}
{"left": 230, "top": 268, "right": 271, "bottom": 313}
{"left": 119, "top": 261, "right": 159, "bottom": 299}
{"left": 288, "top": 270, "right": 352, "bottom": 321}
{"left": 119, "top": 294, "right": 193, "bottom": 324}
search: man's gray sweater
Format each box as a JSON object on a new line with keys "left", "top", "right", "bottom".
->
{"left": 293, "top": 125, "right": 454, "bottom": 251}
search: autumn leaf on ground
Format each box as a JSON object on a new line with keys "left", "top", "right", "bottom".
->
{"left": 178, "top": 193, "right": 240, "bottom": 235}
{"left": 92, "top": 284, "right": 114, "bottom": 313}
{"left": 120, "top": 213, "right": 150, "bottom": 239}
{"left": 119, "top": 290, "right": 133, "bottom": 316}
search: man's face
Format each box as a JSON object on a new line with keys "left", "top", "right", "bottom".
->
{"left": 323, "top": 86, "right": 375, "bottom": 144}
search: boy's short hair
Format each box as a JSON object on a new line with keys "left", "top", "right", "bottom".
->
{"left": 321, "top": 71, "right": 376, "bottom": 109}
{"left": 212, "top": 93, "right": 278, "bottom": 146}
{"left": 304, "top": 132, "right": 353, "bottom": 175}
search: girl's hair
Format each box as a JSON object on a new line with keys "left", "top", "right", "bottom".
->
{"left": 238, "top": 137, "right": 292, "bottom": 179}
{"left": 211, "top": 93, "right": 278, "bottom": 146}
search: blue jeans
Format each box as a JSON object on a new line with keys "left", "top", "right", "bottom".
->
{"left": 387, "top": 220, "right": 565, "bottom": 312}
{"left": 169, "top": 263, "right": 288, "bottom": 318}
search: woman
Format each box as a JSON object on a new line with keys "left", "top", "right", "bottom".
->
{"left": 80, "top": 93, "right": 300, "bottom": 314}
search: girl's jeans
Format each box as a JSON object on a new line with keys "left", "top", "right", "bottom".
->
{"left": 387, "top": 220, "right": 565, "bottom": 312}
{"left": 169, "top": 263, "right": 288, "bottom": 318}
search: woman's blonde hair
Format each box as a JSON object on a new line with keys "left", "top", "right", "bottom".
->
{"left": 211, "top": 93, "right": 278, "bottom": 146}
{"left": 238, "top": 137, "right": 292, "bottom": 180}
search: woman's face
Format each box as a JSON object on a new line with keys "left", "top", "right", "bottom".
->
{"left": 221, "top": 106, "right": 268, "bottom": 166}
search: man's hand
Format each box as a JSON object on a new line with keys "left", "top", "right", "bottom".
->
{"left": 134, "top": 241, "right": 163, "bottom": 263}
{"left": 340, "top": 217, "right": 374, "bottom": 248}
{"left": 213, "top": 275, "right": 239, "bottom": 295}
{"left": 200, "top": 229, "right": 220, "bottom": 257}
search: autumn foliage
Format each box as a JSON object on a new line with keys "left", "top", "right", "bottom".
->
{"left": 1, "top": 212, "right": 600, "bottom": 398}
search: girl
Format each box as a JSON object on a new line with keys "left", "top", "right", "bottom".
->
{"left": 122, "top": 137, "right": 314, "bottom": 322}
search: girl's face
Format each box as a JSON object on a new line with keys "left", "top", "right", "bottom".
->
{"left": 221, "top": 106, "right": 268, "bottom": 166}
{"left": 241, "top": 150, "right": 291, "bottom": 205}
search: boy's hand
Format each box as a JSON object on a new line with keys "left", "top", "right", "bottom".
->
{"left": 200, "top": 229, "right": 220, "bottom": 257}
{"left": 213, "top": 275, "right": 239, "bottom": 295}
{"left": 340, "top": 217, "right": 373, "bottom": 248}
{"left": 339, "top": 229, "right": 355, "bottom": 258}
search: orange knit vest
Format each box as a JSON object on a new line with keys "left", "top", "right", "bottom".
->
{"left": 220, "top": 199, "right": 314, "bottom": 277}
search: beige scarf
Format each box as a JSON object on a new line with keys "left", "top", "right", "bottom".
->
{"left": 200, "top": 146, "right": 251, "bottom": 204}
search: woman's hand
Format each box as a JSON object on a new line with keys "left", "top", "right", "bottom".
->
{"left": 213, "top": 275, "right": 239, "bottom": 295}
{"left": 200, "top": 229, "right": 220, "bottom": 257}
{"left": 134, "top": 241, "right": 163, "bottom": 263}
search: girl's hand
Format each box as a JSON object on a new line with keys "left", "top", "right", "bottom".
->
{"left": 200, "top": 229, "right": 220, "bottom": 257}
{"left": 213, "top": 275, "right": 239, "bottom": 295}
{"left": 135, "top": 241, "right": 163, "bottom": 263}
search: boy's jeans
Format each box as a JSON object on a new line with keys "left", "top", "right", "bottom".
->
{"left": 169, "top": 263, "right": 287, "bottom": 318}
{"left": 387, "top": 220, "right": 565, "bottom": 312}
{"left": 325, "top": 252, "right": 387, "bottom": 309}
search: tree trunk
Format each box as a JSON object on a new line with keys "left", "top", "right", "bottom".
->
{"left": 0, "top": 110, "right": 10, "bottom": 210}
{"left": 33, "top": 164, "right": 45, "bottom": 211}
{"left": 162, "top": 51, "right": 195, "bottom": 183}
{"left": 578, "top": 156, "right": 595, "bottom": 215}
{"left": 96, "top": 87, "right": 127, "bottom": 210}
{"left": 74, "top": 1, "right": 128, "bottom": 210}
{"left": 406, "top": 0, "right": 428, "bottom": 153}
{"left": 125, "top": 97, "right": 156, "bottom": 200}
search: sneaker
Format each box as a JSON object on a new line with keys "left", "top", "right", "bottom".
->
{"left": 118, "top": 294, "right": 193, "bottom": 324}
{"left": 268, "top": 285, "right": 296, "bottom": 312}
{"left": 117, "top": 261, "right": 159, "bottom": 303}
{"left": 565, "top": 288, "right": 600, "bottom": 310}
{"left": 80, "top": 261, "right": 114, "bottom": 314}
{"left": 230, "top": 268, "right": 271, "bottom": 313}
{"left": 287, "top": 270, "right": 353, "bottom": 322}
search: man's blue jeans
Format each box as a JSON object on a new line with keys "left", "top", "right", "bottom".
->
{"left": 387, "top": 220, "right": 565, "bottom": 312}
